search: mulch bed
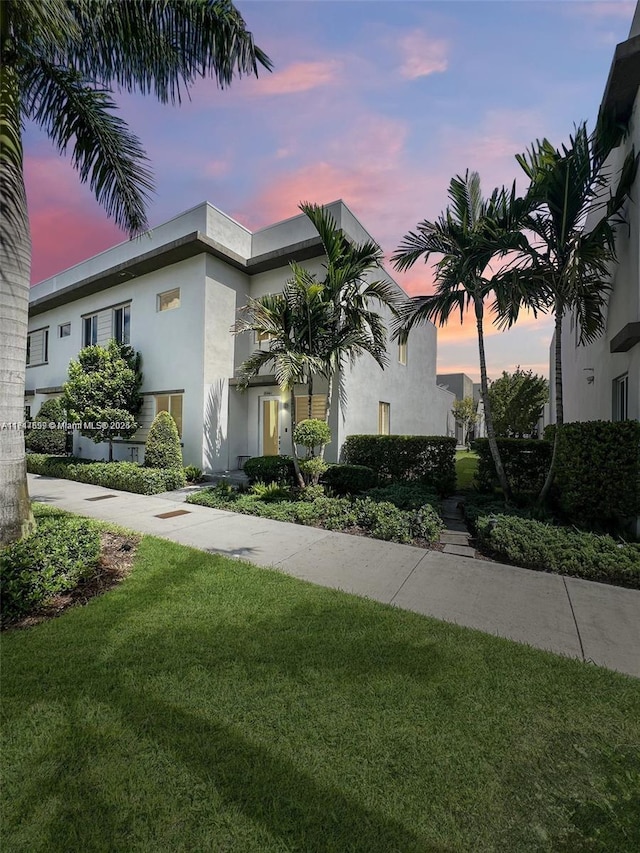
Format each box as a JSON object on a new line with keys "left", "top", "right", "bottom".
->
{"left": 4, "top": 531, "right": 140, "bottom": 631}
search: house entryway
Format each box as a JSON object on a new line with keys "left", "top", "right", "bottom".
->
{"left": 260, "top": 396, "right": 280, "bottom": 456}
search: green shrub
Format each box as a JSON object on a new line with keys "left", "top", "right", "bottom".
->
{"left": 144, "top": 411, "right": 183, "bottom": 470}
{"left": 364, "top": 482, "right": 439, "bottom": 511}
{"left": 243, "top": 455, "right": 296, "bottom": 486}
{"left": 322, "top": 464, "right": 377, "bottom": 495}
{"left": 25, "top": 398, "right": 68, "bottom": 455}
{"left": 299, "top": 456, "right": 328, "bottom": 484}
{"left": 471, "top": 438, "right": 551, "bottom": 495}
{"left": 0, "top": 516, "right": 101, "bottom": 624}
{"left": 26, "top": 455, "right": 185, "bottom": 494}
{"left": 294, "top": 419, "right": 331, "bottom": 452}
{"left": 341, "top": 435, "right": 456, "bottom": 494}
{"left": 410, "top": 504, "right": 444, "bottom": 543}
{"left": 250, "top": 481, "right": 292, "bottom": 502}
{"left": 462, "top": 492, "right": 535, "bottom": 535}
{"left": 297, "top": 484, "right": 325, "bottom": 502}
{"left": 476, "top": 515, "right": 640, "bottom": 588}
{"left": 184, "top": 465, "right": 203, "bottom": 483}
{"left": 545, "top": 421, "right": 640, "bottom": 533}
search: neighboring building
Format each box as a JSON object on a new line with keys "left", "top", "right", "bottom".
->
{"left": 436, "top": 372, "right": 484, "bottom": 443}
{"left": 552, "top": 7, "right": 640, "bottom": 424}
{"left": 26, "top": 200, "right": 453, "bottom": 471}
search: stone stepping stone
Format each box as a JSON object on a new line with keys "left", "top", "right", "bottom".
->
{"left": 443, "top": 521, "right": 469, "bottom": 533}
{"left": 443, "top": 544, "right": 476, "bottom": 558}
{"left": 440, "top": 532, "right": 471, "bottom": 546}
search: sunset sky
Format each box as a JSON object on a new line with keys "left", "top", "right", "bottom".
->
{"left": 24, "top": 0, "right": 635, "bottom": 382}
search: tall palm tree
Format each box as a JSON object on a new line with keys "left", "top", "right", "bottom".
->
{"left": 391, "top": 171, "right": 539, "bottom": 503}
{"left": 0, "top": 0, "right": 271, "bottom": 545}
{"left": 514, "top": 121, "right": 638, "bottom": 504}
{"left": 233, "top": 271, "right": 327, "bottom": 487}
{"left": 299, "top": 202, "right": 400, "bottom": 437}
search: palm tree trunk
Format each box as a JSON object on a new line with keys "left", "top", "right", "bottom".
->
{"left": 307, "top": 374, "right": 313, "bottom": 420}
{"left": 289, "top": 387, "right": 304, "bottom": 488}
{"left": 538, "top": 302, "right": 563, "bottom": 506}
{"left": 475, "top": 300, "right": 513, "bottom": 503}
{"left": 319, "top": 373, "right": 333, "bottom": 461}
{"left": 0, "top": 66, "right": 35, "bottom": 545}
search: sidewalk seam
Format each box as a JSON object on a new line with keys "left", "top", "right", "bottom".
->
{"left": 563, "top": 577, "right": 586, "bottom": 662}
{"left": 389, "top": 554, "right": 427, "bottom": 605}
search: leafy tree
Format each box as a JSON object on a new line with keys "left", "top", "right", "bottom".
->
{"left": 0, "top": 0, "right": 270, "bottom": 544}
{"left": 392, "top": 171, "right": 540, "bottom": 503}
{"left": 25, "top": 397, "right": 68, "bottom": 455}
{"left": 513, "top": 120, "right": 637, "bottom": 503}
{"left": 145, "top": 410, "right": 183, "bottom": 470}
{"left": 63, "top": 340, "right": 143, "bottom": 461}
{"left": 451, "top": 397, "right": 478, "bottom": 449}
{"left": 488, "top": 368, "right": 548, "bottom": 437}
{"left": 294, "top": 418, "right": 331, "bottom": 485}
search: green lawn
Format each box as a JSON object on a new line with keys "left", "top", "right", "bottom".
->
{"left": 2, "top": 535, "right": 640, "bottom": 852}
{"left": 455, "top": 449, "right": 479, "bottom": 490}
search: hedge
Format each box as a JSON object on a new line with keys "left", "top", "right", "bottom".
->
{"left": 471, "top": 438, "right": 551, "bottom": 495}
{"left": 243, "top": 455, "right": 296, "bottom": 486}
{"left": 26, "top": 455, "right": 185, "bottom": 494}
{"left": 476, "top": 515, "right": 640, "bottom": 589}
{"left": 545, "top": 421, "right": 640, "bottom": 532}
{"left": 25, "top": 398, "right": 68, "bottom": 455}
{"left": 341, "top": 435, "right": 456, "bottom": 494}
{"left": 321, "top": 464, "right": 377, "bottom": 495}
{"left": 0, "top": 514, "right": 101, "bottom": 623}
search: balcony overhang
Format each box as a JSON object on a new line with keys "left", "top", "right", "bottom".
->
{"left": 610, "top": 321, "right": 640, "bottom": 352}
{"left": 229, "top": 375, "right": 278, "bottom": 388}
{"left": 600, "top": 34, "right": 640, "bottom": 125}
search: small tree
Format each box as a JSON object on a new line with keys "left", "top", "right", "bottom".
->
{"left": 488, "top": 368, "right": 548, "bottom": 437}
{"left": 25, "top": 398, "right": 67, "bottom": 455}
{"left": 451, "top": 398, "right": 478, "bottom": 450}
{"left": 63, "top": 340, "right": 142, "bottom": 462}
{"left": 294, "top": 419, "right": 331, "bottom": 485}
{"left": 144, "top": 411, "right": 183, "bottom": 470}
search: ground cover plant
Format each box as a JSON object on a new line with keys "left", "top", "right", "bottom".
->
{"left": 2, "top": 534, "right": 640, "bottom": 852}
{"left": 27, "top": 455, "right": 185, "bottom": 494}
{"left": 187, "top": 484, "right": 443, "bottom": 545}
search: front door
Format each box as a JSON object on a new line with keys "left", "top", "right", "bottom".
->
{"left": 261, "top": 398, "right": 279, "bottom": 456}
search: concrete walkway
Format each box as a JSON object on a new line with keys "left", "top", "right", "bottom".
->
{"left": 28, "top": 473, "right": 640, "bottom": 679}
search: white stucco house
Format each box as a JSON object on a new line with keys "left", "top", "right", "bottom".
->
{"left": 26, "top": 200, "right": 453, "bottom": 471}
{"left": 551, "top": 7, "right": 640, "bottom": 424}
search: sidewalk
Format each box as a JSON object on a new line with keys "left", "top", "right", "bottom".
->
{"left": 28, "top": 473, "right": 640, "bottom": 679}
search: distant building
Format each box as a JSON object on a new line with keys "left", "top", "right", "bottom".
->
{"left": 436, "top": 373, "right": 485, "bottom": 443}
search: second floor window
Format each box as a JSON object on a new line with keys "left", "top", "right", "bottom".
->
{"left": 613, "top": 374, "right": 629, "bottom": 422}
{"left": 26, "top": 328, "right": 48, "bottom": 366}
{"left": 83, "top": 315, "right": 98, "bottom": 347}
{"left": 113, "top": 305, "right": 131, "bottom": 345}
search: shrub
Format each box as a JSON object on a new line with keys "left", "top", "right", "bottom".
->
{"left": 471, "top": 438, "right": 551, "bottom": 495}
{"left": 26, "top": 455, "right": 185, "bottom": 494}
{"left": 462, "top": 492, "right": 536, "bottom": 535}
{"left": 476, "top": 515, "right": 640, "bottom": 588}
{"left": 409, "top": 504, "right": 444, "bottom": 543}
{"left": 364, "top": 482, "right": 439, "bottom": 511}
{"left": 294, "top": 418, "right": 331, "bottom": 453}
{"left": 243, "top": 455, "right": 296, "bottom": 486}
{"left": 145, "top": 411, "right": 183, "bottom": 470}
{"left": 322, "top": 464, "right": 377, "bottom": 495}
{"left": 299, "top": 456, "right": 328, "bottom": 485}
{"left": 298, "top": 484, "right": 325, "bottom": 502}
{"left": 25, "top": 398, "right": 68, "bottom": 455}
{"left": 184, "top": 465, "right": 203, "bottom": 483}
{"left": 341, "top": 435, "right": 456, "bottom": 494}
{"left": 0, "top": 516, "right": 101, "bottom": 624}
{"left": 545, "top": 421, "right": 640, "bottom": 533}
{"left": 250, "top": 481, "right": 292, "bottom": 502}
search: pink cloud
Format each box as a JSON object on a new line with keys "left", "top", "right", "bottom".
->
{"left": 398, "top": 32, "right": 448, "bottom": 79}
{"left": 578, "top": 1, "right": 635, "bottom": 20}
{"left": 204, "top": 159, "right": 231, "bottom": 178}
{"left": 246, "top": 60, "right": 342, "bottom": 96}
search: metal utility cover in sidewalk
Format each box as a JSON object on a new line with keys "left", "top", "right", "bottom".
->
{"left": 154, "top": 509, "right": 192, "bottom": 519}
{"left": 85, "top": 495, "right": 118, "bottom": 501}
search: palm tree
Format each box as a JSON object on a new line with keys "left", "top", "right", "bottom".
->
{"left": 299, "top": 202, "right": 400, "bottom": 440}
{"left": 0, "top": 0, "right": 271, "bottom": 544}
{"left": 514, "top": 121, "right": 638, "bottom": 504}
{"left": 233, "top": 271, "right": 327, "bottom": 487}
{"left": 391, "top": 171, "right": 539, "bottom": 503}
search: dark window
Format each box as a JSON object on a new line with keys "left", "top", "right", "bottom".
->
{"left": 83, "top": 315, "right": 98, "bottom": 347}
{"left": 26, "top": 335, "right": 31, "bottom": 365}
{"left": 43, "top": 330, "right": 48, "bottom": 363}
{"left": 113, "top": 305, "right": 130, "bottom": 344}
{"left": 59, "top": 323, "right": 71, "bottom": 337}
{"left": 613, "top": 374, "right": 629, "bottom": 421}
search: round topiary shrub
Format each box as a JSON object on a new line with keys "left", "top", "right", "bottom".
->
{"left": 144, "top": 411, "right": 183, "bottom": 470}
{"left": 294, "top": 419, "right": 331, "bottom": 455}
{"left": 25, "top": 397, "right": 68, "bottom": 455}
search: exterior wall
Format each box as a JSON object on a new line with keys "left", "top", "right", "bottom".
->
{"left": 556, "top": 85, "right": 640, "bottom": 424}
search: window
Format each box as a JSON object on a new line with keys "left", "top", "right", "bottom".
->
{"left": 613, "top": 374, "right": 629, "bottom": 422}
{"left": 157, "top": 288, "right": 180, "bottom": 312}
{"left": 59, "top": 323, "right": 71, "bottom": 338}
{"left": 398, "top": 339, "right": 407, "bottom": 365}
{"left": 378, "top": 401, "right": 390, "bottom": 435}
{"left": 24, "top": 405, "right": 31, "bottom": 421}
{"left": 26, "top": 328, "right": 48, "bottom": 366}
{"left": 155, "top": 393, "right": 183, "bottom": 438}
{"left": 83, "top": 314, "right": 98, "bottom": 347}
{"left": 113, "top": 304, "right": 131, "bottom": 344}
{"left": 255, "top": 330, "right": 274, "bottom": 343}
{"left": 294, "top": 394, "right": 327, "bottom": 423}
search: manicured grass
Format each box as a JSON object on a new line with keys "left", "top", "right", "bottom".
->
{"left": 2, "top": 536, "right": 640, "bottom": 852}
{"left": 455, "top": 449, "right": 479, "bottom": 490}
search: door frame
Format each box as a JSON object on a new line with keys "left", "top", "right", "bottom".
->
{"left": 259, "top": 394, "right": 280, "bottom": 456}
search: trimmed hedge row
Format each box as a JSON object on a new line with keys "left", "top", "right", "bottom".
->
{"left": 0, "top": 514, "right": 101, "bottom": 623}
{"left": 476, "top": 514, "right": 640, "bottom": 589}
{"left": 243, "top": 455, "right": 296, "bottom": 486}
{"left": 546, "top": 421, "right": 640, "bottom": 532}
{"left": 341, "top": 435, "right": 456, "bottom": 494}
{"left": 26, "top": 455, "right": 185, "bottom": 494}
{"left": 471, "top": 438, "right": 551, "bottom": 495}
{"left": 321, "top": 464, "right": 377, "bottom": 495}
